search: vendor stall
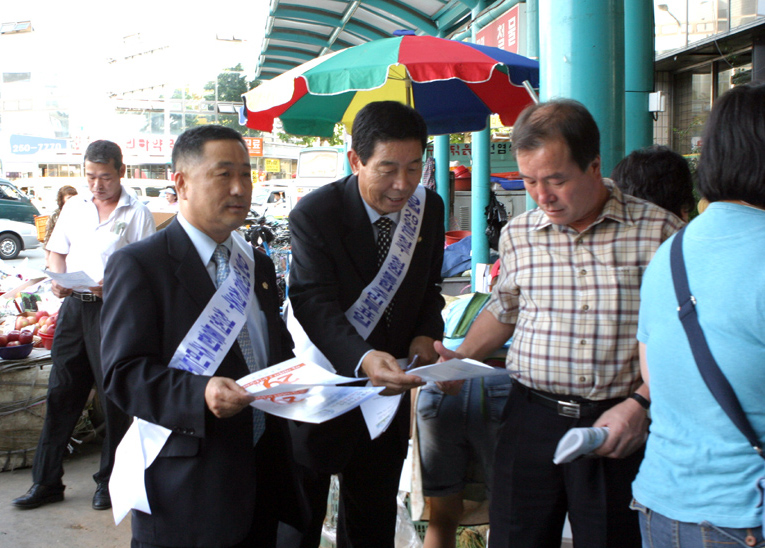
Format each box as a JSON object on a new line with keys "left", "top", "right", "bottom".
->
{"left": 0, "top": 264, "right": 96, "bottom": 472}
{"left": 0, "top": 349, "right": 52, "bottom": 471}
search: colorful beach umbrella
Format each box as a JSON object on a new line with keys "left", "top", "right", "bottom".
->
{"left": 241, "top": 35, "right": 539, "bottom": 137}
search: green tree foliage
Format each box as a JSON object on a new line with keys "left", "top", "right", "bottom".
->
{"left": 203, "top": 63, "right": 253, "bottom": 102}
{"left": 203, "top": 64, "right": 261, "bottom": 136}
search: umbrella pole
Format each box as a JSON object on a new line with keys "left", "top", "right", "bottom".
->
{"left": 523, "top": 80, "right": 540, "bottom": 104}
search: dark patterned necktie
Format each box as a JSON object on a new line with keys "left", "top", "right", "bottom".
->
{"left": 212, "top": 245, "right": 265, "bottom": 445}
{"left": 375, "top": 217, "right": 394, "bottom": 326}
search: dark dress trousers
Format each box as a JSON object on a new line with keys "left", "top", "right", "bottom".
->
{"left": 101, "top": 220, "right": 296, "bottom": 548}
{"left": 287, "top": 175, "right": 445, "bottom": 547}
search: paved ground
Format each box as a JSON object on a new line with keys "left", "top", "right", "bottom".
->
{"left": 6, "top": 246, "right": 46, "bottom": 271}
{"left": 0, "top": 442, "right": 132, "bottom": 548}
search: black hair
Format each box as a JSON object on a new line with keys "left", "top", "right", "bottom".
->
{"left": 512, "top": 99, "right": 600, "bottom": 172}
{"left": 350, "top": 101, "right": 428, "bottom": 164}
{"left": 84, "top": 140, "right": 124, "bottom": 171}
{"left": 611, "top": 145, "right": 695, "bottom": 218}
{"left": 172, "top": 125, "right": 248, "bottom": 172}
{"left": 697, "top": 83, "right": 765, "bottom": 207}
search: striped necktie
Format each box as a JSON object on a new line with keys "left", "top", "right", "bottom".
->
{"left": 212, "top": 244, "right": 265, "bottom": 445}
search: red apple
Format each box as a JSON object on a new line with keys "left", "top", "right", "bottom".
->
{"left": 7, "top": 330, "right": 21, "bottom": 342}
{"left": 0, "top": 335, "right": 7, "bottom": 347}
{"left": 35, "top": 310, "right": 49, "bottom": 321}
{"left": 6, "top": 341, "right": 20, "bottom": 347}
{"left": 19, "top": 332, "right": 33, "bottom": 345}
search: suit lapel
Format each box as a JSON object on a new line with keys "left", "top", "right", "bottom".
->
{"left": 342, "top": 176, "right": 378, "bottom": 282}
{"left": 166, "top": 221, "right": 216, "bottom": 311}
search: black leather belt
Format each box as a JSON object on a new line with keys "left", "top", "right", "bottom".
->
{"left": 512, "top": 379, "right": 624, "bottom": 418}
{"left": 71, "top": 291, "right": 101, "bottom": 303}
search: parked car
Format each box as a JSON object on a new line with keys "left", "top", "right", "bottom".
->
{"left": 0, "top": 178, "right": 41, "bottom": 225}
{"left": 0, "top": 218, "right": 39, "bottom": 260}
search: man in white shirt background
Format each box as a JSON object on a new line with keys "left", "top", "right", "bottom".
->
{"left": 12, "top": 140, "right": 156, "bottom": 511}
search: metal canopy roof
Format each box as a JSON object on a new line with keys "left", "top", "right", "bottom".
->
{"left": 654, "top": 18, "right": 765, "bottom": 73}
{"left": 256, "top": 0, "right": 502, "bottom": 80}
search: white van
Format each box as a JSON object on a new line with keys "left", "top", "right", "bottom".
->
{"left": 252, "top": 181, "right": 292, "bottom": 219}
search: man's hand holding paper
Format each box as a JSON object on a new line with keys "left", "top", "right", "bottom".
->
{"left": 362, "top": 350, "right": 424, "bottom": 396}
{"left": 204, "top": 377, "right": 256, "bottom": 419}
{"left": 433, "top": 339, "right": 466, "bottom": 395}
{"left": 45, "top": 270, "right": 99, "bottom": 294}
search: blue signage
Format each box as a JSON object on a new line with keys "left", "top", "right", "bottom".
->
{"left": 10, "top": 135, "right": 67, "bottom": 155}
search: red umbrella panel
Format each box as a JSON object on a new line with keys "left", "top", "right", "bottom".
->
{"left": 242, "top": 35, "right": 540, "bottom": 137}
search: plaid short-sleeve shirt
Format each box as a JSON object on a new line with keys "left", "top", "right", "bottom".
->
{"left": 486, "top": 180, "right": 684, "bottom": 400}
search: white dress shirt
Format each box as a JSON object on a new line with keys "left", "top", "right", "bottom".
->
{"left": 46, "top": 186, "right": 156, "bottom": 282}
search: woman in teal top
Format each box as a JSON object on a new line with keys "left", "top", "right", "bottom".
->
{"left": 632, "top": 83, "right": 765, "bottom": 547}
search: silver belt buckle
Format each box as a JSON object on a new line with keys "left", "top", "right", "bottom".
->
{"left": 557, "top": 400, "right": 581, "bottom": 418}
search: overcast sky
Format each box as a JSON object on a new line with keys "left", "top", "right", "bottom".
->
{"left": 2, "top": 0, "right": 269, "bottom": 82}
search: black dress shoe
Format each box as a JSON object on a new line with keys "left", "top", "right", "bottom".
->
{"left": 92, "top": 481, "right": 111, "bottom": 510}
{"left": 12, "top": 483, "right": 65, "bottom": 509}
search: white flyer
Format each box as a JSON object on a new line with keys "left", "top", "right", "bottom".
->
{"left": 237, "top": 358, "right": 383, "bottom": 423}
{"left": 237, "top": 357, "right": 363, "bottom": 394}
{"left": 361, "top": 390, "right": 403, "bottom": 440}
{"left": 358, "top": 357, "right": 511, "bottom": 440}
{"left": 251, "top": 385, "right": 384, "bottom": 423}
{"left": 358, "top": 357, "right": 410, "bottom": 440}
{"left": 410, "top": 358, "right": 510, "bottom": 382}
{"left": 42, "top": 270, "right": 98, "bottom": 291}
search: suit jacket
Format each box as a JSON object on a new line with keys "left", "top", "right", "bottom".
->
{"left": 101, "top": 219, "right": 294, "bottom": 547}
{"left": 287, "top": 175, "right": 445, "bottom": 472}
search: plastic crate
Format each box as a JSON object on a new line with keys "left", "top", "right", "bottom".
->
{"left": 34, "top": 215, "right": 49, "bottom": 242}
{"left": 414, "top": 521, "right": 428, "bottom": 540}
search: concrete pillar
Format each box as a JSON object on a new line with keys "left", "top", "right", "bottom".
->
{"left": 525, "top": 0, "right": 540, "bottom": 212}
{"left": 538, "top": 0, "right": 625, "bottom": 176}
{"left": 434, "top": 135, "right": 451, "bottom": 232}
{"left": 624, "top": 0, "right": 655, "bottom": 156}
{"left": 470, "top": 1, "right": 491, "bottom": 289}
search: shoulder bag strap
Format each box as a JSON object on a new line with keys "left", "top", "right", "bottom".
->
{"left": 669, "top": 227, "right": 764, "bottom": 459}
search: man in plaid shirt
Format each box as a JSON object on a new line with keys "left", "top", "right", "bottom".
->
{"left": 436, "top": 99, "right": 684, "bottom": 548}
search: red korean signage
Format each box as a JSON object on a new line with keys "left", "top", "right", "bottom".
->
{"left": 475, "top": 4, "right": 524, "bottom": 54}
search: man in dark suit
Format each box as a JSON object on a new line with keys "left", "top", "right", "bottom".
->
{"left": 287, "top": 101, "right": 445, "bottom": 547}
{"left": 100, "top": 125, "right": 295, "bottom": 547}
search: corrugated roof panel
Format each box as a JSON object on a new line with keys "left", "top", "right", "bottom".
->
{"left": 256, "top": 0, "right": 499, "bottom": 79}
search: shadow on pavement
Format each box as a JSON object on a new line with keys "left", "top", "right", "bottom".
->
{"left": 0, "top": 441, "right": 131, "bottom": 548}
